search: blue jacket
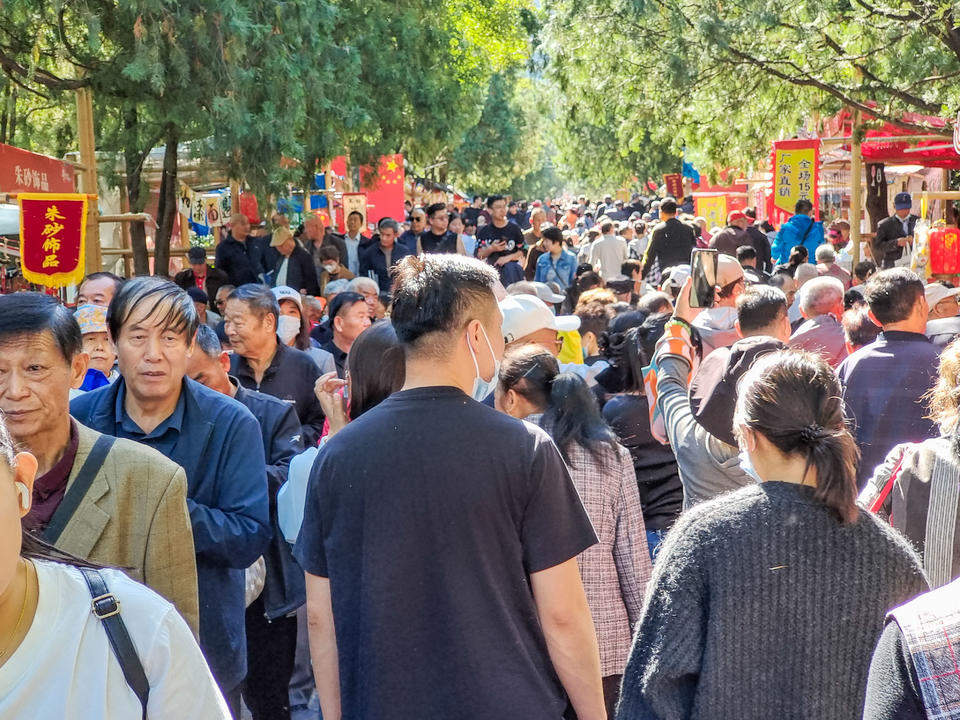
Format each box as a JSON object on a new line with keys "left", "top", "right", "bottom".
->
{"left": 233, "top": 381, "right": 306, "bottom": 620}
{"left": 534, "top": 249, "right": 577, "bottom": 290}
{"left": 772, "top": 213, "right": 824, "bottom": 265}
{"left": 71, "top": 377, "right": 271, "bottom": 691}
{"left": 359, "top": 242, "right": 414, "bottom": 292}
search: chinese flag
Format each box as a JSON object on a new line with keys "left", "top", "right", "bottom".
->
{"left": 360, "top": 154, "right": 405, "bottom": 229}
{"left": 18, "top": 193, "right": 88, "bottom": 287}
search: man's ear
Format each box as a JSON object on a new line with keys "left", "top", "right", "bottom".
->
{"left": 734, "top": 320, "right": 744, "bottom": 339}
{"left": 218, "top": 351, "right": 231, "bottom": 374}
{"left": 70, "top": 352, "right": 89, "bottom": 389}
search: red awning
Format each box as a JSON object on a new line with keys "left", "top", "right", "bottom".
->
{"left": 823, "top": 110, "right": 960, "bottom": 169}
{"left": 0, "top": 143, "right": 76, "bottom": 194}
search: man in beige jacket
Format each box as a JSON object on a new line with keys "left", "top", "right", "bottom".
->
{"left": 0, "top": 292, "right": 198, "bottom": 632}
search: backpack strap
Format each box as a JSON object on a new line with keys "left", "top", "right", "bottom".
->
{"left": 80, "top": 567, "right": 149, "bottom": 719}
{"left": 42, "top": 435, "right": 116, "bottom": 545}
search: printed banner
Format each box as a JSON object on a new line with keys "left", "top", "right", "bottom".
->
{"left": 341, "top": 192, "right": 368, "bottom": 230}
{"left": 18, "top": 193, "right": 88, "bottom": 287}
{"left": 772, "top": 139, "right": 820, "bottom": 223}
{"left": 695, "top": 196, "right": 728, "bottom": 231}
{"left": 0, "top": 143, "right": 75, "bottom": 194}
{"left": 663, "top": 173, "right": 684, "bottom": 198}
{"left": 203, "top": 195, "right": 224, "bottom": 227}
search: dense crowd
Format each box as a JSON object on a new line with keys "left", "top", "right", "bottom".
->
{"left": 0, "top": 189, "right": 959, "bottom": 720}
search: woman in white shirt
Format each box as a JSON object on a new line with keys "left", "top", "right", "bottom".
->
{"left": 0, "top": 417, "right": 230, "bottom": 719}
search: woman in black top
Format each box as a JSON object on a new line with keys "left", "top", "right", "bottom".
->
{"left": 600, "top": 312, "right": 682, "bottom": 558}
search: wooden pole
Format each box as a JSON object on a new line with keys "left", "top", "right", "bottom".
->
{"left": 850, "top": 110, "right": 863, "bottom": 268}
{"left": 75, "top": 87, "right": 101, "bottom": 274}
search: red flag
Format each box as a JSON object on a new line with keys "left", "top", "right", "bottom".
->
{"left": 19, "top": 193, "right": 88, "bottom": 287}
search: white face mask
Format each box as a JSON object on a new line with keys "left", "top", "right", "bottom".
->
{"left": 738, "top": 450, "right": 762, "bottom": 483}
{"left": 467, "top": 325, "right": 500, "bottom": 402}
{"left": 323, "top": 263, "right": 338, "bottom": 274}
{"left": 277, "top": 315, "right": 300, "bottom": 344}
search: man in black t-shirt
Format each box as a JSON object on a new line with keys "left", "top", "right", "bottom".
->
{"left": 294, "top": 254, "right": 604, "bottom": 720}
{"left": 418, "top": 201, "right": 461, "bottom": 254}
{"left": 476, "top": 194, "right": 526, "bottom": 285}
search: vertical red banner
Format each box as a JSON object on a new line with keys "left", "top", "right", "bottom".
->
{"left": 18, "top": 193, "right": 88, "bottom": 287}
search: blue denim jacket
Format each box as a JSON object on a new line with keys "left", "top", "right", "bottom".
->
{"left": 535, "top": 249, "right": 577, "bottom": 289}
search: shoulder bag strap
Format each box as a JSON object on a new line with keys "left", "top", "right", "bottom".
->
{"left": 80, "top": 567, "right": 150, "bottom": 719}
{"left": 42, "top": 435, "right": 116, "bottom": 545}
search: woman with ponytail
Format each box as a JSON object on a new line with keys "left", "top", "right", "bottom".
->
{"left": 496, "top": 344, "right": 651, "bottom": 718}
{"left": 617, "top": 279, "right": 929, "bottom": 720}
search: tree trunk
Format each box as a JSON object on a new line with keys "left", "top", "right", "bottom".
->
{"left": 123, "top": 107, "right": 150, "bottom": 276}
{"left": 865, "top": 162, "right": 888, "bottom": 232}
{"left": 154, "top": 125, "right": 178, "bottom": 276}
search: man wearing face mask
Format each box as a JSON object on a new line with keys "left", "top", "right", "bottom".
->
{"left": 225, "top": 284, "right": 326, "bottom": 446}
{"left": 295, "top": 254, "right": 606, "bottom": 720}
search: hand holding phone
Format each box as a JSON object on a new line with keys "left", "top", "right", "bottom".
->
{"left": 689, "top": 249, "right": 719, "bottom": 309}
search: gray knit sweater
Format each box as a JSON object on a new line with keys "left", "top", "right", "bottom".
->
{"left": 616, "top": 482, "right": 928, "bottom": 720}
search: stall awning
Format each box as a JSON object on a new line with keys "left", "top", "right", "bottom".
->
{"left": 824, "top": 110, "right": 960, "bottom": 169}
{"left": 0, "top": 143, "right": 76, "bottom": 194}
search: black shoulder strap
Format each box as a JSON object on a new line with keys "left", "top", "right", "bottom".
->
{"left": 42, "top": 434, "right": 116, "bottom": 545}
{"left": 80, "top": 567, "right": 150, "bottom": 719}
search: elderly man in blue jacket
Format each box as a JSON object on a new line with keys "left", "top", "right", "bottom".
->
{"left": 71, "top": 276, "right": 271, "bottom": 718}
{"left": 772, "top": 198, "right": 824, "bottom": 265}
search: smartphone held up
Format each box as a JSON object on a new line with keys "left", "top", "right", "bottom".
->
{"left": 689, "top": 248, "right": 718, "bottom": 309}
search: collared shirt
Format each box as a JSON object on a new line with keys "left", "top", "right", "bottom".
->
{"left": 23, "top": 419, "right": 79, "bottom": 532}
{"left": 114, "top": 382, "right": 187, "bottom": 457}
{"left": 789, "top": 313, "right": 848, "bottom": 367}
{"left": 344, "top": 234, "right": 362, "bottom": 274}
{"left": 321, "top": 339, "right": 348, "bottom": 379}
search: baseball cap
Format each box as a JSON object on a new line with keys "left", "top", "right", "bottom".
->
{"left": 186, "top": 287, "right": 209, "bottom": 305}
{"left": 894, "top": 192, "right": 912, "bottom": 210}
{"left": 187, "top": 246, "right": 207, "bottom": 264}
{"left": 270, "top": 227, "right": 294, "bottom": 247}
{"left": 499, "top": 294, "right": 580, "bottom": 343}
{"left": 717, "top": 254, "right": 745, "bottom": 287}
{"left": 605, "top": 276, "right": 634, "bottom": 295}
{"left": 924, "top": 283, "right": 960, "bottom": 308}
{"left": 272, "top": 285, "right": 302, "bottom": 310}
{"left": 531, "top": 282, "right": 565, "bottom": 304}
{"left": 74, "top": 304, "right": 108, "bottom": 335}
{"left": 727, "top": 210, "right": 747, "bottom": 224}
{"left": 661, "top": 264, "right": 691, "bottom": 289}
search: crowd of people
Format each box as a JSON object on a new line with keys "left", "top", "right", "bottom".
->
{"left": 0, "top": 188, "right": 959, "bottom": 720}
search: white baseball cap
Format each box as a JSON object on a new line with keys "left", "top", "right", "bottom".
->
{"left": 271, "top": 285, "right": 302, "bottom": 310}
{"left": 924, "top": 283, "right": 960, "bottom": 308}
{"left": 531, "top": 282, "right": 565, "bottom": 304}
{"left": 499, "top": 294, "right": 580, "bottom": 343}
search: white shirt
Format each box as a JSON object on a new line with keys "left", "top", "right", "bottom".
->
{"left": 344, "top": 234, "right": 362, "bottom": 275}
{"left": 0, "top": 560, "right": 230, "bottom": 720}
{"left": 589, "top": 234, "right": 629, "bottom": 279}
{"left": 276, "top": 256, "right": 289, "bottom": 287}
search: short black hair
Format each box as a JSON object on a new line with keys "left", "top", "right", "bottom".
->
{"left": 541, "top": 226, "right": 563, "bottom": 244}
{"left": 621, "top": 259, "right": 642, "bottom": 277}
{"left": 736, "top": 285, "right": 788, "bottom": 334}
{"left": 637, "top": 291, "right": 672, "bottom": 315}
{"left": 109, "top": 276, "right": 198, "bottom": 342}
{"left": 854, "top": 259, "right": 877, "bottom": 283}
{"left": 194, "top": 323, "right": 222, "bottom": 358}
{"left": 391, "top": 255, "right": 498, "bottom": 351}
{"left": 844, "top": 287, "right": 865, "bottom": 310}
{"left": 81, "top": 271, "right": 124, "bottom": 296}
{"left": 863, "top": 268, "right": 924, "bottom": 325}
{"left": 425, "top": 202, "right": 446, "bottom": 218}
{"left": 660, "top": 199, "right": 678, "bottom": 215}
{"left": 227, "top": 284, "right": 280, "bottom": 324}
{"left": 486, "top": 194, "right": 506, "bottom": 209}
{"left": 0, "top": 292, "right": 81, "bottom": 363}
{"left": 600, "top": 220, "right": 614, "bottom": 234}
{"left": 186, "top": 287, "right": 209, "bottom": 305}
{"left": 736, "top": 245, "right": 757, "bottom": 262}
{"left": 328, "top": 291, "right": 367, "bottom": 322}
{"left": 795, "top": 199, "right": 814, "bottom": 214}
{"left": 347, "top": 210, "right": 364, "bottom": 222}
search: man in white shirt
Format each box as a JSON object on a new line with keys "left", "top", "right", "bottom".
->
{"left": 588, "top": 220, "right": 629, "bottom": 280}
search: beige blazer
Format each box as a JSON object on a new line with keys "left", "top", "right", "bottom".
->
{"left": 54, "top": 420, "right": 200, "bottom": 634}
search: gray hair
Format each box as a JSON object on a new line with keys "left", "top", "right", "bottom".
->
{"left": 815, "top": 244, "right": 836, "bottom": 263}
{"left": 194, "top": 324, "right": 223, "bottom": 359}
{"left": 227, "top": 283, "right": 280, "bottom": 324}
{"left": 378, "top": 217, "right": 401, "bottom": 234}
{"left": 323, "top": 279, "right": 350, "bottom": 299}
{"left": 794, "top": 263, "right": 819, "bottom": 286}
{"left": 347, "top": 277, "right": 379, "bottom": 295}
{"left": 799, "top": 276, "right": 845, "bottom": 316}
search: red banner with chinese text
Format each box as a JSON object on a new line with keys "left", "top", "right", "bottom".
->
{"left": 663, "top": 173, "right": 683, "bottom": 198}
{"left": 0, "top": 143, "right": 75, "bottom": 194}
{"left": 18, "top": 193, "right": 88, "bottom": 287}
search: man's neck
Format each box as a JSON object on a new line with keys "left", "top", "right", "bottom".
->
{"left": 195, "top": 268, "right": 206, "bottom": 279}
{"left": 402, "top": 355, "right": 472, "bottom": 395}
{"left": 550, "top": 248, "right": 563, "bottom": 258}
{"left": 332, "top": 335, "right": 352, "bottom": 355}
{"left": 380, "top": 242, "right": 394, "bottom": 252}
{"left": 883, "top": 321, "right": 925, "bottom": 335}
{"left": 26, "top": 418, "right": 72, "bottom": 477}
{"left": 245, "top": 339, "right": 279, "bottom": 383}
{"left": 492, "top": 218, "right": 508, "bottom": 228}
{"left": 124, "top": 385, "right": 182, "bottom": 436}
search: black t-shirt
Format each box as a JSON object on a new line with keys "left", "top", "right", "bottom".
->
{"left": 419, "top": 229, "right": 458, "bottom": 254}
{"left": 293, "top": 386, "right": 597, "bottom": 719}
{"left": 476, "top": 221, "right": 526, "bottom": 264}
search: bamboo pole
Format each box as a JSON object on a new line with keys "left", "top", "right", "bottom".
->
{"left": 850, "top": 111, "right": 864, "bottom": 268}
{"left": 75, "top": 87, "right": 101, "bottom": 274}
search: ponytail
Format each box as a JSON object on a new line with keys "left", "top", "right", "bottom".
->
{"left": 543, "top": 373, "right": 618, "bottom": 465}
{"left": 735, "top": 351, "right": 861, "bottom": 524}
